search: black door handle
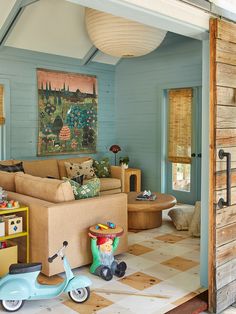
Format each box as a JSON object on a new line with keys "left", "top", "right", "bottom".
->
{"left": 191, "top": 153, "right": 196, "bottom": 157}
{"left": 197, "top": 153, "right": 202, "bottom": 158}
{"left": 218, "top": 149, "right": 231, "bottom": 209}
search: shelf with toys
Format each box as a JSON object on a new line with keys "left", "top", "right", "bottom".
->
{"left": 0, "top": 187, "right": 29, "bottom": 276}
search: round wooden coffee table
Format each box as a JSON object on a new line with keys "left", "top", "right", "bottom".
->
{"left": 128, "top": 192, "right": 176, "bottom": 230}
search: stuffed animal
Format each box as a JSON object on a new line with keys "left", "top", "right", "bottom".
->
{"left": 88, "top": 233, "right": 127, "bottom": 281}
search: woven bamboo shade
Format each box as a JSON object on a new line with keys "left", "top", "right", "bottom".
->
{"left": 168, "top": 88, "right": 193, "bottom": 164}
{"left": 85, "top": 8, "right": 167, "bottom": 58}
{"left": 0, "top": 85, "right": 5, "bottom": 125}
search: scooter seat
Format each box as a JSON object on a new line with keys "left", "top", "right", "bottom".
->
{"left": 9, "top": 263, "right": 42, "bottom": 274}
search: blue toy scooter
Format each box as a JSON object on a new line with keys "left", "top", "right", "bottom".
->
{"left": 0, "top": 241, "right": 92, "bottom": 312}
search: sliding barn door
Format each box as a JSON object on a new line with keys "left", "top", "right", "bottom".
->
{"left": 209, "top": 18, "right": 236, "bottom": 313}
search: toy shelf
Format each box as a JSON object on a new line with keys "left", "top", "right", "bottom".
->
{"left": 0, "top": 207, "right": 28, "bottom": 215}
{"left": 0, "top": 205, "right": 29, "bottom": 263}
{"left": 0, "top": 232, "right": 28, "bottom": 241}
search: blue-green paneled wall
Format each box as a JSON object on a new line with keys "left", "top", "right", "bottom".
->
{"left": 115, "top": 33, "right": 202, "bottom": 191}
{"left": 0, "top": 47, "right": 115, "bottom": 159}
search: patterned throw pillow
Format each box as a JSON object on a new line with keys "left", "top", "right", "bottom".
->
{"left": 65, "top": 160, "right": 96, "bottom": 180}
{"left": 65, "top": 178, "right": 100, "bottom": 199}
{"left": 71, "top": 175, "right": 84, "bottom": 185}
{"left": 0, "top": 162, "right": 24, "bottom": 173}
{"left": 93, "top": 158, "right": 111, "bottom": 178}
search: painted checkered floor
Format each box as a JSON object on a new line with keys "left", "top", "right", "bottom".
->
{"left": 13, "top": 210, "right": 205, "bottom": 314}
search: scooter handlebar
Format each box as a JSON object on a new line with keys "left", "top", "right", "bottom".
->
{"left": 63, "top": 241, "right": 68, "bottom": 247}
{"left": 48, "top": 253, "right": 58, "bottom": 263}
{"left": 48, "top": 241, "right": 68, "bottom": 263}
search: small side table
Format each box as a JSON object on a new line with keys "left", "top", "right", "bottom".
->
{"left": 89, "top": 225, "right": 124, "bottom": 238}
{"left": 124, "top": 168, "right": 141, "bottom": 193}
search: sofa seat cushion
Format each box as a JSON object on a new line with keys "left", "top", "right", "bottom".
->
{"left": 58, "top": 157, "right": 92, "bottom": 179}
{"left": 0, "top": 171, "right": 17, "bottom": 192}
{"left": 99, "top": 178, "right": 121, "bottom": 191}
{"left": 100, "top": 189, "right": 121, "bottom": 195}
{"left": 15, "top": 173, "right": 74, "bottom": 203}
{"left": 22, "top": 159, "right": 59, "bottom": 179}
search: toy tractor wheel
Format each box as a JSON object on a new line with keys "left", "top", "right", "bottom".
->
{"left": 1, "top": 300, "right": 24, "bottom": 312}
{"left": 68, "top": 287, "right": 90, "bottom": 303}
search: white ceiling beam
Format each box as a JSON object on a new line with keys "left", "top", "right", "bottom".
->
{"left": 180, "top": 0, "right": 211, "bottom": 10}
{"left": 0, "top": 0, "right": 39, "bottom": 46}
{"left": 21, "top": 0, "right": 40, "bottom": 6}
{"left": 180, "top": 0, "right": 236, "bottom": 23}
{"left": 80, "top": 45, "right": 99, "bottom": 65}
{"left": 67, "top": 0, "right": 210, "bottom": 40}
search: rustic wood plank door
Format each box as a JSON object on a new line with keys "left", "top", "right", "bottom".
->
{"left": 209, "top": 18, "right": 236, "bottom": 313}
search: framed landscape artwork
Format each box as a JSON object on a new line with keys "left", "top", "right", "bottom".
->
{"left": 37, "top": 68, "right": 97, "bottom": 156}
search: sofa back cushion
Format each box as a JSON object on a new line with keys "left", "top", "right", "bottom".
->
{"left": 0, "top": 160, "right": 15, "bottom": 166}
{"left": 0, "top": 171, "right": 17, "bottom": 191}
{"left": 58, "top": 157, "right": 91, "bottom": 179}
{"left": 15, "top": 173, "right": 75, "bottom": 203}
{"left": 99, "top": 178, "right": 121, "bottom": 191}
{"left": 22, "top": 159, "right": 60, "bottom": 179}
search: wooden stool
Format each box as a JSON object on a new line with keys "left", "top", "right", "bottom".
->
{"left": 89, "top": 225, "right": 124, "bottom": 237}
{"left": 124, "top": 168, "right": 141, "bottom": 193}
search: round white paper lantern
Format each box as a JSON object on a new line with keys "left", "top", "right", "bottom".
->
{"left": 85, "top": 8, "right": 167, "bottom": 58}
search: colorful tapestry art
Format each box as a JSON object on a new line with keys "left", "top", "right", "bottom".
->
{"left": 37, "top": 69, "right": 97, "bottom": 156}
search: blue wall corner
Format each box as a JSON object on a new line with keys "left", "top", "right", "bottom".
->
{"left": 0, "top": 47, "right": 116, "bottom": 160}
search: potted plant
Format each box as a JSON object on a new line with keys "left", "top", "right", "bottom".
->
{"left": 119, "top": 156, "right": 129, "bottom": 169}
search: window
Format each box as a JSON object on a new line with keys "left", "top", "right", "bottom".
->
{"left": 168, "top": 88, "right": 193, "bottom": 192}
{"left": 0, "top": 82, "right": 9, "bottom": 160}
{"left": 0, "top": 85, "right": 5, "bottom": 125}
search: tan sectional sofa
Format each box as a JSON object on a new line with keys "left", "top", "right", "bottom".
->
{"left": 0, "top": 157, "right": 127, "bottom": 276}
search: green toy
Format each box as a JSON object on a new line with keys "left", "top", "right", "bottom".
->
{"left": 88, "top": 233, "right": 127, "bottom": 281}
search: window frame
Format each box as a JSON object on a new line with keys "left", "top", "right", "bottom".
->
{"left": 0, "top": 79, "right": 11, "bottom": 160}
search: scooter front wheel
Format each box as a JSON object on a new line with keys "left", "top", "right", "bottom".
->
{"left": 68, "top": 287, "right": 90, "bottom": 303}
{"left": 1, "top": 300, "right": 24, "bottom": 312}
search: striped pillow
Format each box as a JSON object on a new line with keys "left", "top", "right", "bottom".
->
{"left": 0, "top": 162, "right": 24, "bottom": 173}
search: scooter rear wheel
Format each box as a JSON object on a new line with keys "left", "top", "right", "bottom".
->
{"left": 1, "top": 300, "right": 24, "bottom": 312}
{"left": 68, "top": 287, "right": 90, "bottom": 303}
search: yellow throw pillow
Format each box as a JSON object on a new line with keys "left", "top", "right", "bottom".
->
{"left": 65, "top": 159, "right": 96, "bottom": 180}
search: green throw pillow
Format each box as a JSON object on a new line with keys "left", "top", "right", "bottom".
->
{"left": 93, "top": 158, "right": 111, "bottom": 178}
{"left": 66, "top": 178, "right": 100, "bottom": 200}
